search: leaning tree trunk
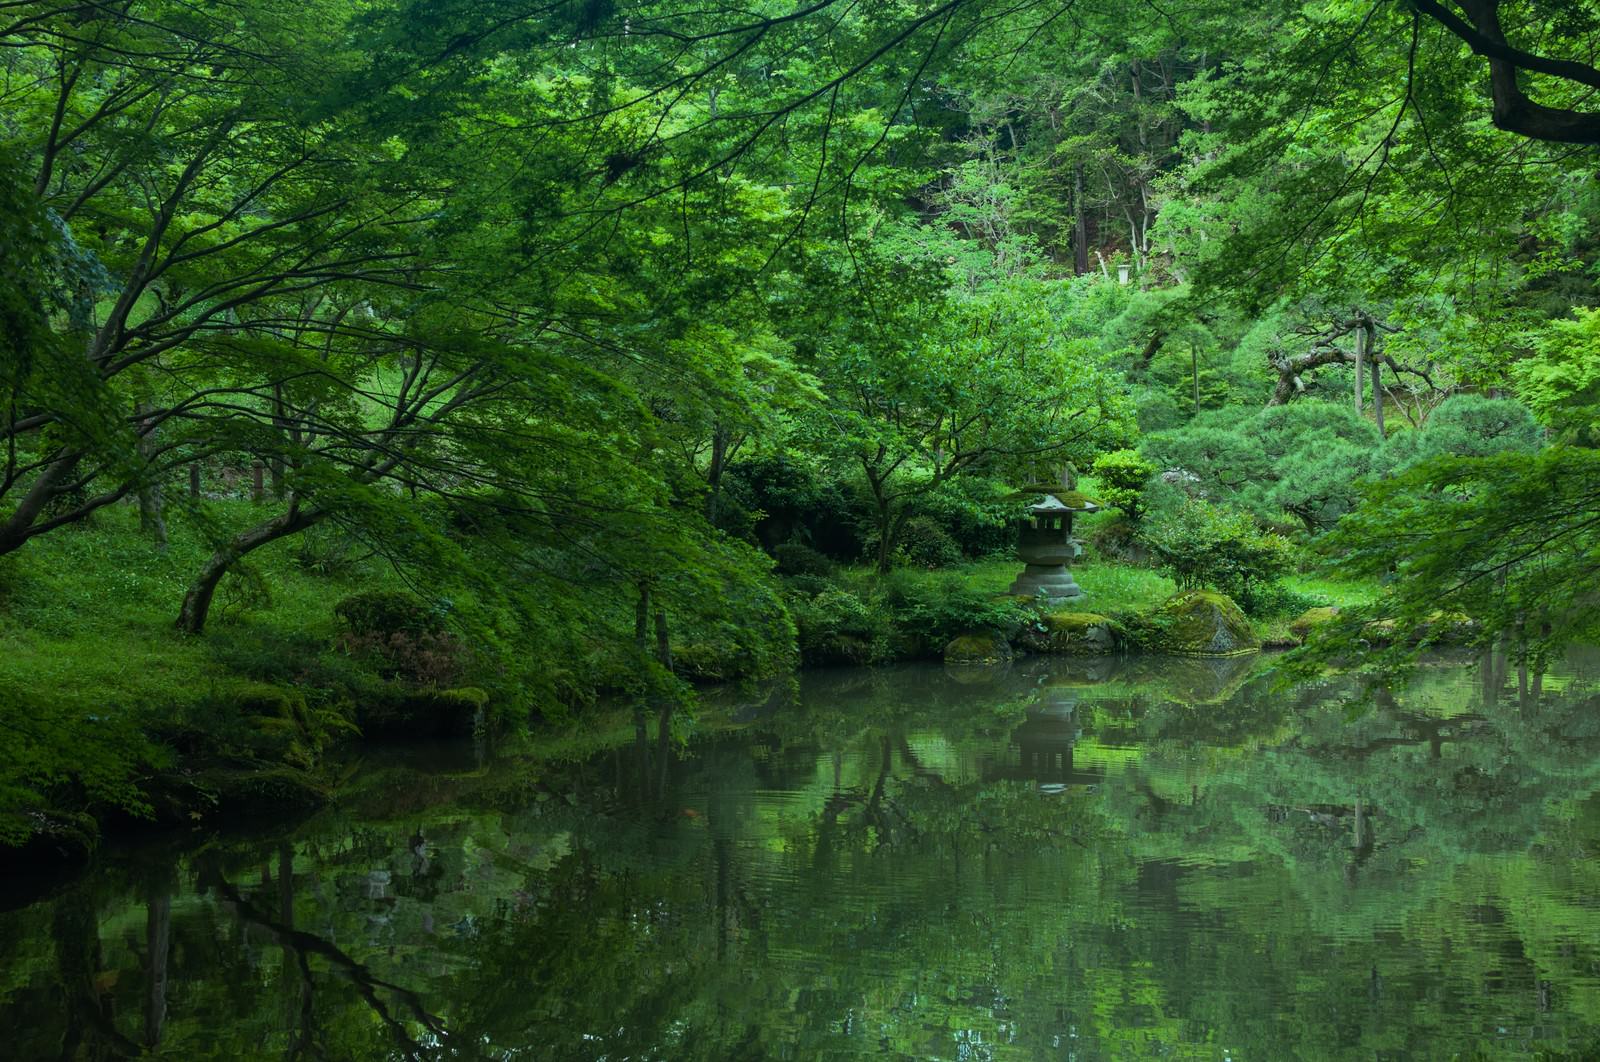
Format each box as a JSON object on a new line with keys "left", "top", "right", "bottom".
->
{"left": 0, "top": 450, "right": 80, "bottom": 557}
{"left": 176, "top": 506, "right": 323, "bottom": 634}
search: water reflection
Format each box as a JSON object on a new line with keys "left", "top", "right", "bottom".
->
{"left": 5, "top": 650, "right": 1600, "bottom": 1059}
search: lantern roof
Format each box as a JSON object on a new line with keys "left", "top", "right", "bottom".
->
{"left": 1029, "top": 492, "right": 1099, "bottom": 513}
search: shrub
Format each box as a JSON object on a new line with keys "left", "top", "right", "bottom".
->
{"left": 881, "top": 571, "right": 1028, "bottom": 653}
{"left": 333, "top": 590, "right": 464, "bottom": 685}
{"left": 334, "top": 590, "right": 443, "bottom": 637}
{"left": 773, "top": 541, "right": 834, "bottom": 576}
{"left": 1415, "top": 394, "right": 1543, "bottom": 459}
{"left": 1141, "top": 498, "right": 1295, "bottom": 612}
{"left": 789, "top": 586, "right": 885, "bottom": 665}
{"left": 911, "top": 477, "right": 1019, "bottom": 558}
{"left": 1091, "top": 449, "right": 1158, "bottom": 522}
{"left": 293, "top": 525, "right": 368, "bottom": 578}
{"left": 1240, "top": 582, "right": 1326, "bottom": 619}
{"left": 1144, "top": 401, "right": 1383, "bottom": 533}
{"left": 893, "top": 516, "right": 964, "bottom": 569}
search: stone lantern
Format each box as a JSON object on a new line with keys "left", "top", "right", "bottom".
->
{"left": 1008, "top": 493, "right": 1097, "bottom": 603}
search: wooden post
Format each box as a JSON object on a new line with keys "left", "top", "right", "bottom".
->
{"left": 251, "top": 461, "right": 265, "bottom": 503}
{"left": 1191, "top": 343, "right": 1200, "bottom": 411}
{"left": 189, "top": 465, "right": 200, "bottom": 498}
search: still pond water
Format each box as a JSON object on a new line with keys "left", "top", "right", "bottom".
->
{"left": 6, "top": 651, "right": 1600, "bottom": 1060}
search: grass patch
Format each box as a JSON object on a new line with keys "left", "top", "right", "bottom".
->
{"left": 0, "top": 504, "right": 395, "bottom": 718}
{"left": 0, "top": 503, "right": 406, "bottom": 841}
{"left": 1282, "top": 573, "right": 1379, "bottom": 609}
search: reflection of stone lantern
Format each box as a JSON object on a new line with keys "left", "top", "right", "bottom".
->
{"left": 1008, "top": 494, "right": 1097, "bottom": 603}
{"left": 1013, "top": 685, "right": 1081, "bottom": 782}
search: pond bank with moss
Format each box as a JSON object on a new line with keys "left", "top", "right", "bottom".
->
{"left": 1, "top": 509, "right": 1380, "bottom": 889}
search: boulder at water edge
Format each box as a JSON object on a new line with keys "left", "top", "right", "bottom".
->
{"left": 943, "top": 630, "right": 1013, "bottom": 666}
{"left": 1289, "top": 606, "right": 1340, "bottom": 643}
{"left": 1016, "top": 611, "right": 1122, "bottom": 654}
{"left": 1141, "top": 591, "right": 1260, "bottom": 656}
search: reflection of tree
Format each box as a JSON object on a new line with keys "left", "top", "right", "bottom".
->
{"left": 142, "top": 874, "right": 171, "bottom": 1050}
{"left": 200, "top": 862, "right": 449, "bottom": 1058}
{"left": 53, "top": 888, "right": 142, "bottom": 1058}
{"left": 5, "top": 655, "right": 1600, "bottom": 1058}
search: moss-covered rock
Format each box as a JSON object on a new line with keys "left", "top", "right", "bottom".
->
{"left": 232, "top": 681, "right": 308, "bottom": 719}
{"left": 1016, "top": 611, "right": 1122, "bottom": 654}
{"left": 188, "top": 767, "right": 330, "bottom": 820}
{"left": 943, "top": 630, "right": 1013, "bottom": 665}
{"left": 1137, "top": 591, "right": 1260, "bottom": 656}
{"left": 1289, "top": 606, "right": 1340, "bottom": 643}
{"left": 1362, "top": 611, "right": 1479, "bottom": 647}
{"left": 359, "top": 686, "right": 490, "bottom": 738}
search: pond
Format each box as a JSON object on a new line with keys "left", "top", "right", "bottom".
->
{"left": 5, "top": 650, "right": 1600, "bottom": 1059}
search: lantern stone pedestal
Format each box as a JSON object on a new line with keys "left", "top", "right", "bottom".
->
{"left": 1008, "top": 494, "right": 1096, "bottom": 604}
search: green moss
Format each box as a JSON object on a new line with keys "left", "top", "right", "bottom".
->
{"left": 188, "top": 767, "right": 330, "bottom": 820}
{"left": 229, "top": 681, "right": 308, "bottom": 718}
{"left": 1052, "top": 490, "right": 1100, "bottom": 510}
{"left": 1289, "top": 606, "right": 1340, "bottom": 642}
{"left": 361, "top": 686, "right": 491, "bottom": 738}
{"left": 1043, "top": 611, "right": 1113, "bottom": 631}
{"left": 943, "top": 630, "right": 1012, "bottom": 665}
{"left": 1018, "top": 611, "right": 1122, "bottom": 654}
{"left": 1138, "top": 591, "right": 1261, "bottom": 656}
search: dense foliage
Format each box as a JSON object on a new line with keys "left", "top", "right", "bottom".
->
{"left": 3, "top": 0, "right": 1599, "bottom": 844}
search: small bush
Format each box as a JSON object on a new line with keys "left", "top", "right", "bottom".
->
{"left": 1084, "top": 515, "right": 1147, "bottom": 564}
{"left": 333, "top": 590, "right": 463, "bottom": 685}
{"left": 773, "top": 541, "right": 834, "bottom": 576}
{"left": 893, "top": 517, "right": 964, "bottom": 569}
{"left": 911, "top": 477, "right": 1018, "bottom": 558}
{"left": 1091, "top": 449, "right": 1158, "bottom": 522}
{"left": 338, "top": 629, "right": 467, "bottom": 686}
{"left": 1141, "top": 498, "right": 1295, "bottom": 612}
{"left": 293, "top": 525, "right": 368, "bottom": 578}
{"left": 881, "top": 571, "right": 1027, "bottom": 654}
{"left": 789, "top": 586, "right": 885, "bottom": 665}
{"left": 334, "top": 590, "right": 443, "bottom": 637}
{"left": 1237, "top": 582, "right": 1326, "bottom": 619}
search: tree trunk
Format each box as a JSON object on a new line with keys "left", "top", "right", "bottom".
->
{"left": 1073, "top": 164, "right": 1089, "bottom": 275}
{"left": 1191, "top": 343, "right": 1200, "bottom": 411}
{"left": 0, "top": 450, "right": 79, "bottom": 557}
{"left": 136, "top": 404, "right": 167, "bottom": 550}
{"left": 1353, "top": 324, "right": 1365, "bottom": 415}
{"left": 176, "top": 506, "right": 323, "bottom": 634}
{"left": 875, "top": 501, "right": 896, "bottom": 574}
{"left": 634, "top": 581, "right": 651, "bottom": 655}
{"left": 1370, "top": 323, "right": 1386, "bottom": 439}
{"left": 144, "top": 884, "right": 171, "bottom": 1048}
{"left": 706, "top": 427, "right": 728, "bottom": 525}
{"left": 189, "top": 464, "right": 201, "bottom": 499}
{"left": 654, "top": 607, "right": 673, "bottom": 799}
